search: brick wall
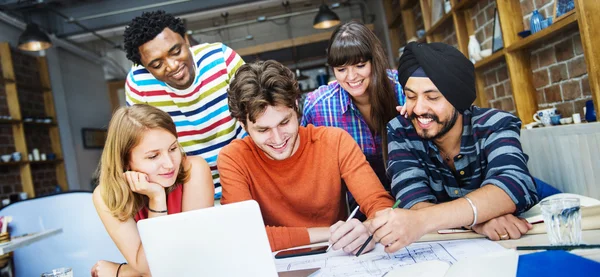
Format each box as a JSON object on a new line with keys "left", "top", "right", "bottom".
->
{"left": 440, "top": 22, "right": 458, "bottom": 48}
{"left": 31, "top": 164, "right": 57, "bottom": 196}
{"left": 470, "top": 0, "right": 590, "bottom": 118}
{"left": 472, "top": 0, "right": 515, "bottom": 112}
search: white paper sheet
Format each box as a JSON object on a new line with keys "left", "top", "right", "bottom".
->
{"left": 275, "top": 239, "right": 506, "bottom": 277}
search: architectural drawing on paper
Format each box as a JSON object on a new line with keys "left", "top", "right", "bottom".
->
{"left": 275, "top": 239, "right": 505, "bottom": 277}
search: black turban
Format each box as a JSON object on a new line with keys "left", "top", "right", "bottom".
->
{"left": 398, "top": 42, "right": 476, "bottom": 112}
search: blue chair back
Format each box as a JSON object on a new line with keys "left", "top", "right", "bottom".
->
{"left": 0, "top": 191, "right": 124, "bottom": 276}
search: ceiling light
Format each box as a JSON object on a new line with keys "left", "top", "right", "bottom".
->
{"left": 313, "top": 3, "right": 340, "bottom": 29}
{"left": 18, "top": 23, "right": 52, "bottom": 51}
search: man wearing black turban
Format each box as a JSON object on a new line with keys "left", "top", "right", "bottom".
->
{"left": 366, "top": 42, "right": 539, "bottom": 253}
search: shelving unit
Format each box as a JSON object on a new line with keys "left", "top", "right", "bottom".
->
{"left": 383, "top": 0, "right": 600, "bottom": 125}
{"left": 0, "top": 42, "right": 67, "bottom": 198}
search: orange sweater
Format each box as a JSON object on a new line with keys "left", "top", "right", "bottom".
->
{"left": 218, "top": 125, "right": 394, "bottom": 251}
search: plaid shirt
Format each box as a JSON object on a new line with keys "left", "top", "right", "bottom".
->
{"left": 387, "top": 106, "right": 539, "bottom": 214}
{"left": 301, "top": 69, "right": 405, "bottom": 157}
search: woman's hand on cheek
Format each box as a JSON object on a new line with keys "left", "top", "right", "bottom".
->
{"left": 123, "top": 171, "right": 165, "bottom": 199}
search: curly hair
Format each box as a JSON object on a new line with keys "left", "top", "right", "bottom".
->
{"left": 123, "top": 10, "right": 186, "bottom": 65}
{"left": 228, "top": 60, "right": 302, "bottom": 126}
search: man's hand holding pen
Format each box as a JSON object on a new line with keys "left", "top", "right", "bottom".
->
{"left": 366, "top": 202, "right": 431, "bottom": 253}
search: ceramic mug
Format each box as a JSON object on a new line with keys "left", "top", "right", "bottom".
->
{"left": 533, "top": 108, "right": 557, "bottom": 126}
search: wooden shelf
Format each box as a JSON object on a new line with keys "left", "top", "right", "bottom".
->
{"left": 426, "top": 11, "right": 453, "bottom": 36}
{"left": 29, "top": 158, "right": 63, "bottom": 165}
{"left": 23, "top": 121, "right": 57, "bottom": 127}
{"left": 0, "top": 161, "right": 27, "bottom": 166}
{"left": 0, "top": 119, "right": 20, "bottom": 125}
{"left": 474, "top": 49, "right": 506, "bottom": 70}
{"left": 454, "top": 0, "right": 479, "bottom": 11}
{"left": 507, "top": 11, "right": 578, "bottom": 52}
{"left": 400, "top": 0, "right": 419, "bottom": 10}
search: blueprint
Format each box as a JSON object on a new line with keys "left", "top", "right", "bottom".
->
{"left": 275, "top": 239, "right": 505, "bottom": 277}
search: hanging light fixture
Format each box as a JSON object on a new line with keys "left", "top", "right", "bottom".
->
{"left": 18, "top": 23, "right": 52, "bottom": 51}
{"left": 313, "top": 2, "right": 340, "bottom": 29}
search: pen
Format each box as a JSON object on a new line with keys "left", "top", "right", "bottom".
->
{"left": 516, "top": 244, "right": 600, "bottom": 251}
{"left": 355, "top": 199, "right": 402, "bottom": 257}
{"left": 327, "top": 205, "right": 361, "bottom": 252}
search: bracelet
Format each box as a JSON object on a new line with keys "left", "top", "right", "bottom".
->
{"left": 147, "top": 206, "right": 168, "bottom": 213}
{"left": 464, "top": 196, "right": 478, "bottom": 228}
{"left": 116, "top": 262, "right": 126, "bottom": 277}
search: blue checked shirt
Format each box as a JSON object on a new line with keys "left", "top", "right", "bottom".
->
{"left": 387, "top": 106, "right": 539, "bottom": 214}
{"left": 301, "top": 69, "right": 405, "bottom": 157}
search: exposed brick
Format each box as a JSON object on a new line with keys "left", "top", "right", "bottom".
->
{"left": 573, "top": 34, "right": 583, "bottom": 55}
{"left": 532, "top": 69, "right": 549, "bottom": 88}
{"left": 477, "top": 12, "right": 487, "bottom": 28}
{"left": 497, "top": 66, "right": 509, "bottom": 81}
{"left": 549, "top": 64, "right": 568, "bottom": 83}
{"left": 483, "top": 71, "right": 496, "bottom": 87}
{"left": 484, "top": 5, "right": 495, "bottom": 22}
{"left": 490, "top": 100, "right": 501, "bottom": 110}
{"left": 504, "top": 82, "right": 513, "bottom": 96}
{"left": 484, "top": 23, "right": 493, "bottom": 41}
{"left": 555, "top": 102, "right": 574, "bottom": 117}
{"left": 561, "top": 80, "right": 582, "bottom": 101}
{"left": 567, "top": 56, "right": 587, "bottom": 78}
{"left": 536, "top": 88, "right": 545, "bottom": 104}
{"left": 530, "top": 53, "right": 540, "bottom": 70}
{"left": 535, "top": 0, "right": 552, "bottom": 9}
{"left": 501, "top": 98, "right": 515, "bottom": 112}
{"left": 555, "top": 39, "right": 574, "bottom": 62}
{"left": 521, "top": 0, "right": 535, "bottom": 16}
{"left": 538, "top": 47, "right": 556, "bottom": 67}
{"left": 582, "top": 76, "right": 591, "bottom": 96}
{"left": 544, "top": 84, "right": 562, "bottom": 103}
{"left": 523, "top": 18, "right": 530, "bottom": 31}
{"left": 495, "top": 83, "right": 506, "bottom": 97}
{"left": 485, "top": 86, "right": 495, "bottom": 101}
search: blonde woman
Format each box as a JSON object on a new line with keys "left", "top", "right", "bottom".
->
{"left": 91, "top": 104, "right": 214, "bottom": 277}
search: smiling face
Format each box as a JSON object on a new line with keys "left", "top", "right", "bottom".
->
{"left": 404, "top": 77, "right": 460, "bottom": 140}
{"left": 333, "top": 61, "right": 372, "bottom": 100}
{"left": 138, "top": 28, "right": 195, "bottom": 90}
{"left": 243, "top": 105, "right": 301, "bottom": 161}
{"left": 128, "top": 128, "right": 182, "bottom": 188}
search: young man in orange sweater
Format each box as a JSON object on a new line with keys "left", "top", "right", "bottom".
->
{"left": 218, "top": 60, "right": 395, "bottom": 253}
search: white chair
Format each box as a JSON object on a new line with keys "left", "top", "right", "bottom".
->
{"left": 0, "top": 191, "right": 124, "bottom": 277}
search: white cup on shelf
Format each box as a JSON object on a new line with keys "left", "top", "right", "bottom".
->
{"left": 573, "top": 113, "right": 582, "bottom": 124}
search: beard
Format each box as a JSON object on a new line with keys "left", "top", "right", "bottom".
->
{"left": 410, "top": 109, "right": 459, "bottom": 140}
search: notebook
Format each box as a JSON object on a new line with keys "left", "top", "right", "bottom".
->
{"left": 517, "top": 250, "right": 600, "bottom": 276}
{"left": 137, "top": 200, "right": 278, "bottom": 277}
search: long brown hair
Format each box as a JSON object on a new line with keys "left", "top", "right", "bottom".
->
{"left": 98, "top": 104, "right": 189, "bottom": 221}
{"left": 327, "top": 21, "right": 397, "bottom": 161}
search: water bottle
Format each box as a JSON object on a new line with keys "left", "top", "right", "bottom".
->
{"left": 530, "top": 10, "right": 544, "bottom": 34}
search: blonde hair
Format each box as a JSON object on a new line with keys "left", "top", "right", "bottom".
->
{"left": 98, "top": 104, "right": 189, "bottom": 221}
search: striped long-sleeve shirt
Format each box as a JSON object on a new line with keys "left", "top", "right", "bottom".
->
{"left": 386, "top": 106, "right": 538, "bottom": 214}
{"left": 125, "top": 43, "right": 245, "bottom": 192}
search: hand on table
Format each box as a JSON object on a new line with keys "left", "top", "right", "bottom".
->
{"left": 471, "top": 214, "right": 533, "bottom": 241}
{"left": 328, "top": 218, "right": 374, "bottom": 254}
{"left": 368, "top": 208, "right": 429, "bottom": 253}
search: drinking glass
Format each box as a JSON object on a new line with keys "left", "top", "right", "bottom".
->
{"left": 540, "top": 198, "right": 581, "bottom": 245}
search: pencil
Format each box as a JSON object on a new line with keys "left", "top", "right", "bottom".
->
{"left": 327, "top": 205, "right": 361, "bottom": 252}
{"left": 355, "top": 199, "right": 402, "bottom": 257}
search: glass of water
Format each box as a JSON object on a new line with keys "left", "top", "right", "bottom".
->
{"left": 540, "top": 198, "right": 582, "bottom": 245}
{"left": 40, "top": 267, "right": 73, "bottom": 277}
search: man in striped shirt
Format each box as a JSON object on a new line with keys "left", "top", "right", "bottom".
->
{"left": 123, "top": 11, "right": 245, "bottom": 196}
{"left": 368, "top": 42, "right": 539, "bottom": 253}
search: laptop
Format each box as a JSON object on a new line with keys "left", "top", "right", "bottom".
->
{"left": 138, "top": 200, "right": 278, "bottom": 277}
